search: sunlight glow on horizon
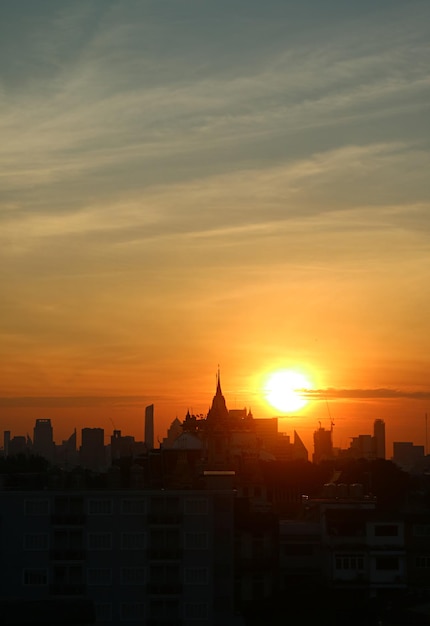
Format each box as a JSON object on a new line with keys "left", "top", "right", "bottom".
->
{"left": 263, "top": 369, "right": 314, "bottom": 414}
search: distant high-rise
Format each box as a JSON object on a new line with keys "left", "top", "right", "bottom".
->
{"left": 3, "top": 431, "right": 10, "bottom": 458}
{"left": 33, "top": 419, "right": 54, "bottom": 462}
{"left": 145, "top": 404, "right": 154, "bottom": 450}
{"left": 313, "top": 425, "right": 333, "bottom": 464}
{"left": 393, "top": 441, "right": 424, "bottom": 472}
{"left": 8, "top": 436, "right": 28, "bottom": 456}
{"left": 373, "top": 419, "right": 386, "bottom": 459}
{"left": 293, "top": 430, "right": 308, "bottom": 461}
{"left": 111, "top": 430, "right": 135, "bottom": 462}
{"left": 80, "top": 428, "right": 105, "bottom": 471}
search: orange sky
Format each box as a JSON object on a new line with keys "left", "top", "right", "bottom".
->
{"left": 1, "top": 1, "right": 430, "bottom": 459}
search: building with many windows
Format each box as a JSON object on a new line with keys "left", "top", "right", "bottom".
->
{"left": 0, "top": 488, "right": 238, "bottom": 626}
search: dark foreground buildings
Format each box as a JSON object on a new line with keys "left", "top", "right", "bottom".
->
{"left": 1, "top": 377, "right": 430, "bottom": 625}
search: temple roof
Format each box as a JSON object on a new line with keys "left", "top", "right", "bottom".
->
{"left": 206, "top": 370, "right": 229, "bottom": 425}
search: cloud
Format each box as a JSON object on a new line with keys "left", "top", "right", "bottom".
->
{"left": 0, "top": 0, "right": 428, "bottom": 209}
{"left": 2, "top": 141, "right": 429, "bottom": 244}
{"left": 306, "top": 388, "right": 430, "bottom": 401}
{"left": 0, "top": 395, "right": 155, "bottom": 409}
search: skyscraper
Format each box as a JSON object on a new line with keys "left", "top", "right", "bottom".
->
{"left": 373, "top": 419, "right": 386, "bottom": 459}
{"left": 33, "top": 419, "right": 54, "bottom": 462}
{"left": 80, "top": 428, "right": 105, "bottom": 471}
{"left": 312, "top": 425, "right": 333, "bottom": 464}
{"left": 145, "top": 404, "right": 154, "bottom": 450}
{"left": 3, "top": 431, "right": 10, "bottom": 458}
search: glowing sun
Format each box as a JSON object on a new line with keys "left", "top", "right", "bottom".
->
{"left": 264, "top": 369, "right": 312, "bottom": 413}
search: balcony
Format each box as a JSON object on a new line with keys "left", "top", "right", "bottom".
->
{"left": 147, "top": 514, "right": 183, "bottom": 525}
{"left": 146, "top": 582, "right": 183, "bottom": 595}
{"left": 49, "top": 549, "right": 86, "bottom": 561}
{"left": 51, "top": 514, "right": 86, "bottom": 525}
{"left": 49, "top": 583, "right": 86, "bottom": 596}
{"left": 147, "top": 548, "right": 183, "bottom": 560}
{"left": 146, "top": 617, "right": 184, "bottom": 626}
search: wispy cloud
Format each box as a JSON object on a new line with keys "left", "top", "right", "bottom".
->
{"left": 1, "top": 143, "right": 430, "bottom": 264}
{"left": 306, "top": 388, "right": 430, "bottom": 401}
{"left": 1, "top": 1, "right": 429, "bottom": 209}
{"left": 0, "top": 395, "right": 154, "bottom": 408}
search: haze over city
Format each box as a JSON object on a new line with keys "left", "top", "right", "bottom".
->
{"left": 1, "top": 1, "right": 430, "bottom": 456}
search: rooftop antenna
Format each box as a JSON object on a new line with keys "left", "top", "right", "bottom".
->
{"left": 325, "top": 397, "right": 333, "bottom": 422}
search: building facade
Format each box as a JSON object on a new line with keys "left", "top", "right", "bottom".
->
{"left": 0, "top": 488, "right": 238, "bottom": 626}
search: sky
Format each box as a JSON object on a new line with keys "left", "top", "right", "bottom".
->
{"left": 1, "top": 0, "right": 430, "bottom": 456}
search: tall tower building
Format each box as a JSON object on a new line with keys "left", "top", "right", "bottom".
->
{"left": 80, "top": 428, "right": 105, "bottom": 471}
{"left": 312, "top": 425, "right": 333, "bottom": 464}
{"left": 206, "top": 371, "right": 231, "bottom": 469}
{"left": 373, "top": 419, "right": 386, "bottom": 459}
{"left": 145, "top": 404, "right": 154, "bottom": 450}
{"left": 33, "top": 419, "right": 55, "bottom": 462}
{"left": 3, "top": 431, "right": 10, "bottom": 458}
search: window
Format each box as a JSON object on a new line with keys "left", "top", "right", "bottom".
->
{"left": 185, "top": 532, "right": 208, "bottom": 550}
{"left": 23, "top": 569, "right": 48, "bottom": 585}
{"left": 374, "top": 524, "right": 399, "bottom": 537}
{"left": 24, "top": 534, "right": 49, "bottom": 550}
{"left": 87, "top": 568, "right": 112, "bottom": 586}
{"left": 150, "top": 564, "right": 180, "bottom": 585}
{"left": 53, "top": 564, "right": 83, "bottom": 585}
{"left": 184, "top": 603, "right": 208, "bottom": 620}
{"left": 334, "top": 554, "right": 365, "bottom": 571}
{"left": 121, "top": 498, "right": 146, "bottom": 515}
{"left": 416, "top": 556, "right": 430, "bottom": 568}
{"left": 121, "top": 532, "right": 146, "bottom": 550}
{"left": 150, "top": 496, "right": 180, "bottom": 516}
{"left": 150, "top": 599, "right": 180, "bottom": 620}
{"left": 54, "top": 496, "right": 84, "bottom": 515}
{"left": 121, "top": 567, "right": 146, "bottom": 585}
{"left": 88, "top": 499, "right": 112, "bottom": 515}
{"left": 185, "top": 567, "right": 208, "bottom": 585}
{"left": 185, "top": 498, "right": 208, "bottom": 515}
{"left": 53, "top": 529, "right": 83, "bottom": 550}
{"left": 88, "top": 532, "right": 112, "bottom": 550}
{"left": 120, "top": 603, "right": 145, "bottom": 621}
{"left": 150, "top": 528, "right": 180, "bottom": 550}
{"left": 95, "top": 603, "right": 112, "bottom": 622}
{"left": 375, "top": 556, "right": 399, "bottom": 571}
{"left": 24, "top": 499, "right": 49, "bottom": 515}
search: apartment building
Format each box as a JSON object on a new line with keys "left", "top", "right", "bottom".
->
{"left": 0, "top": 488, "right": 237, "bottom": 626}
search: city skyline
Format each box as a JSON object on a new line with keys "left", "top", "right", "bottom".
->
{"left": 1, "top": 2, "right": 430, "bottom": 455}
{"left": 1, "top": 387, "right": 427, "bottom": 463}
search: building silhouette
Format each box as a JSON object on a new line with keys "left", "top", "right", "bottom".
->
{"left": 80, "top": 428, "right": 105, "bottom": 472}
{"left": 8, "top": 435, "right": 29, "bottom": 457}
{"left": 373, "top": 418, "right": 386, "bottom": 459}
{"left": 3, "top": 430, "right": 10, "bottom": 458}
{"left": 33, "top": 419, "right": 55, "bottom": 463}
{"left": 393, "top": 441, "right": 425, "bottom": 472}
{"left": 0, "top": 487, "right": 238, "bottom": 625}
{"left": 144, "top": 404, "right": 154, "bottom": 451}
{"left": 57, "top": 430, "right": 78, "bottom": 469}
{"left": 312, "top": 424, "right": 333, "bottom": 464}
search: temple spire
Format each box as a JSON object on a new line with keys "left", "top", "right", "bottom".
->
{"left": 207, "top": 366, "right": 229, "bottom": 425}
{"left": 216, "top": 365, "right": 222, "bottom": 395}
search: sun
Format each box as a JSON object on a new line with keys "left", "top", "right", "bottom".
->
{"left": 263, "top": 369, "right": 312, "bottom": 413}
